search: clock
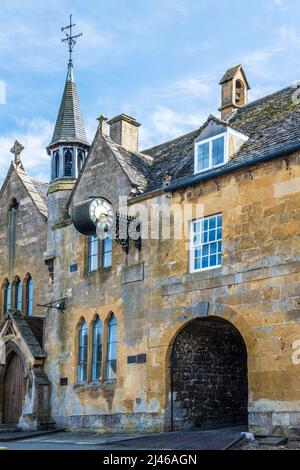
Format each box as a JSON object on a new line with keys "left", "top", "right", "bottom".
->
{"left": 89, "top": 198, "right": 114, "bottom": 230}
{"left": 72, "top": 197, "right": 115, "bottom": 236}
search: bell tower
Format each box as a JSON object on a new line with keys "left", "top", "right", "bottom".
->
{"left": 47, "top": 15, "right": 89, "bottom": 224}
{"left": 219, "top": 65, "right": 250, "bottom": 120}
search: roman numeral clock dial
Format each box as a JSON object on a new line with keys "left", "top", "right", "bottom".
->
{"left": 89, "top": 198, "right": 114, "bottom": 232}
{"left": 71, "top": 197, "right": 115, "bottom": 236}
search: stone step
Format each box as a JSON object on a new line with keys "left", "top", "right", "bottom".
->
{"left": 0, "top": 425, "right": 20, "bottom": 434}
{"left": 0, "top": 428, "right": 64, "bottom": 442}
{"left": 258, "top": 436, "right": 288, "bottom": 447}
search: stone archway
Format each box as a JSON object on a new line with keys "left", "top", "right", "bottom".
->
{"left": 170, "top": 316, "right": 248, "bottom": 430}
{"left": 0, "top": 314, "right": 53, "bottom": 430}
{"left": 3, "top": 351, "right": 26, "bottom": 424}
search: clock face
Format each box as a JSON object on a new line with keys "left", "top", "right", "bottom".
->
{"left": 89, "top": 198, "right": 114, "bottom": 229}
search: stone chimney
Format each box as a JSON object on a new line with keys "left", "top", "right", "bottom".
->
{"left": 219, "top": 65, "right": 250, "bottom": 120}
{"left": 107, "top": 114, "right": 141, "bottom": 152}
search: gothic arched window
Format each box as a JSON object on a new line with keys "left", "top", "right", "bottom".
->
{"left": 77, "top": 149, "right": 85, "bottom": 174}
{"left": 25, "top": 275, "right": 33, "bottom": 316}
{"left": 64, "top": 148, "right": 73, "bottom": 177}
{"left": 77, "top": 320, "right": 88, "bottom": 383}
{"left": 14, "top": 277, "right": 22, "bottom": 312}
{"left": 91, "top": 316, "right": 102, "bottom": 382}
{"left": 2, "top": 279, "right": 11, "bottom": 315}
{"left": 53, "top": 150, "right": 60, "bottom": 179}
{"left": 7, "top": 199, "right": 18, "bottom": 271}
{"left": 106, "top": 314, "right": 118, "bottom": 380}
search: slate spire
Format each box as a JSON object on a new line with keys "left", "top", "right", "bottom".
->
{"left": 48, "top": 63, "right": 88, "bottom": 149}
{"left": 47, "top": 15, "right": 89, "bottom": 151}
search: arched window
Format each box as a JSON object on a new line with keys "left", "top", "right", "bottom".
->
{"left": 106, "top": 314, "right": 118, "bottom": 380}
{"left": 102, "top": 233, "right": 112, "bottom": 268}
{"left": 91, "top": 317, "right": 102, "bottom": 382}
{"left": 14, "top": 278, "right": 22, "bottom": 312}
{"left": 77, "top": 149, "right": 85, "bottom": 174}
{"left": 3, "top": 280, "right": 11, "bottom": 315}
{"left": 25, "top": 275, "right": 33, "bottom": 316}
{"left": 87, "top": 234, "right": 99, "bottom": 272}
{"left": 235, "top": 79, "right": 245, "bottom": 105}
{"left": 64, "top": 148, "right": 73, "bottom": 177}
{"left": 7, "top": 199, "right": 18, "bottom": 271}
{"left": 77, "top": 320, "right": 88, "bottom": 383}
{"left": 53, "top": 150, "right": 60, "bottom": 179}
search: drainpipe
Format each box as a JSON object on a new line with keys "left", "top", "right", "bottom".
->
{"left": 164, "top": 143, "right": 300, "bottom": 193}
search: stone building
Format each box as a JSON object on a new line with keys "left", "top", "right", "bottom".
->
{"left": 1, "top": 56, "right": 300, "bottom": 436}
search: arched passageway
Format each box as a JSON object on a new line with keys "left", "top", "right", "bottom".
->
{"left": 171, "top": 317, "right": 248, "bottom": 429}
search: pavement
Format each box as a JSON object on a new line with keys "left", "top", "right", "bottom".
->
{"left": 0, "top": 425, "right": 246, "bottom": 451}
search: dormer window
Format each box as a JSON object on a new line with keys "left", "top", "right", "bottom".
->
{"left": 194, "top": 127, "right": 249, "bottom": 175}
{"left": 195, "top": 133, "right": 227, "bottom": 174}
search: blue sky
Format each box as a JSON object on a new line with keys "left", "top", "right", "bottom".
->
{"left": 1, "top": 0, "right": 300, "bottom": 183}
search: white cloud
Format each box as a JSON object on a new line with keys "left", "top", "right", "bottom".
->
{"left": 0, "top": 119, "right": 52, "bottom": 184}
{"left": 243, "top": 25, "right": 300, "bottom": 79}
{"left": 243, "top": 49, "right": 274, "bottom": 79}
{"left": 175, "top": 78, "right": 210, "bottom": 99}
{"left": 140, "top": 105, "right": 206, "bottom": 149}
{"left": 279, "top": 25, "right": 300, "bottom": 43}
{"left": 268, "top": 0, "right": 287, "bottom": 11}
{"left": 85, "top": 116, "right": 98, "bottom": 143}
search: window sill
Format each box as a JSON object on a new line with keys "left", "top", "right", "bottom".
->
{"left": 191, "top": 265, "right": 222, "bottom": 274}
{"left": 194, "top": 161, "right": 227, "bottom": 175}
{"left": 74, "top": 380, "right": 116, "bottom": 391}
{"left": 85, "top": 267, "right": 112, "bottom": 277}
{"left": 186, "top": 266, "right": 222, "bottom": 282}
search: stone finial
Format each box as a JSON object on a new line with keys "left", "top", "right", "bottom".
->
{"left": 97, "top": 114, "right": 109, "bottom": 135}
{"left": 10, "top": 140, "right": 24, "bottom": 164}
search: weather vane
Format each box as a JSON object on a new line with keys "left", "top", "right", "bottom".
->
{"left": 61, "top": 14, "right": 82, "bottom": 65}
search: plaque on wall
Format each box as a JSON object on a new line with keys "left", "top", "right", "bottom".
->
{"left": 122, "top": 263, "right": 144, "bottom": 285}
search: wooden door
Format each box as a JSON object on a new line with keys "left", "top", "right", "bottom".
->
{"left": 3, "top": 353, "right": 25, "bottom": 424}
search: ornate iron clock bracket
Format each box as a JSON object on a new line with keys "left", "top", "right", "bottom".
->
{"left": 115, "top": 214, "right": 142, "bottom": 254}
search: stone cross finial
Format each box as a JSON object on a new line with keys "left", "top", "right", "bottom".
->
{"left": 10, "top": 140, "right": 24, "bottom": 163}
{"left": 97, "top": 114, "right": 109, "bottom": 135}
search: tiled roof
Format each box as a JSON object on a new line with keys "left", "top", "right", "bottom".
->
{"left": 48, "top": 76, "right": 89, "bottom": 148}
{"left": 219, "top": 64, "right": 241, "bottom": 84}
{"left": 17, "top": 167, "right": 48, "bottom": 218}
{"left": 13, "top": 313, "right": 46, "bottom": 358}
{"left": 104, "top": 136, "right": 152, "bottom": 193}
{"left": 2, "top": 312, "right": 47, "bottom": 359}
{"left": 139, "top": 85, "right": 300, "bottom": 193}
{"left": 24, "top": 316, "right": 44, "bottom": 348}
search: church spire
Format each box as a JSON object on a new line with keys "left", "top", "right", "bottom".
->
{"left": 47, "top": 15, "right": 89, "bottom": 182}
